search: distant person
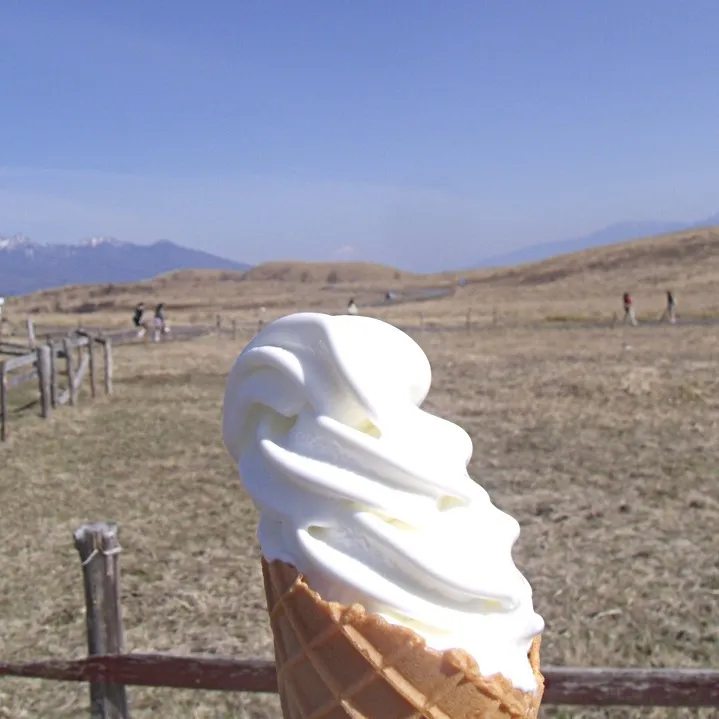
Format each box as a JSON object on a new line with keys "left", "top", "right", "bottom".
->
{"left": 665, "top": 290, "right": 677, "bottom": 324}
{"left": 622, "top": 292, "right": 637, "bottom": 326}
{"left": 154, "top": 303, "right": 169, "bottom": 338}
{"left": 347, "top": 298, "right": 358, "bottom": 315}
{"left": 133, "top": 302, "right": 146, "bottom": 337}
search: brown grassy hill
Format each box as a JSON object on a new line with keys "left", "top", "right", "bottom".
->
{"left": 242, "top": 260, "right": 411, "bottom": 283}
{"left": 5, "top": 228, "right": 719, "bottom": 328}
{"left": 431, "top": 225, "right": 719, "bottom": 322}
{"left": 460, "top": 225, "right": 719, "bottom": 290}
{"left": 1, "top": 261, "right": 422, "bottom": 330}
{"left": 154, "top": 268, "right": 247, "bottom": 283}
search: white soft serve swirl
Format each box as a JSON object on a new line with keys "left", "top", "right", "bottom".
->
{"left": 222, "top": 312, "right": 544, "bottom": 692}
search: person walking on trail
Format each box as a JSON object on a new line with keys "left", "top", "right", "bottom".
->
{"left": 132, "top": 302, "right": 146, "bottom": 338}
{"left": 622, "top": 292, "right": 638, "bottom": 326}
{"left": 153, "top": 303, "right": 169, "bottom": 340}
{"left": 664, "top": 290, "right": 677, "bottom": 324}
{"left": 347, "top": 298, "right": 358, "bottom": 315}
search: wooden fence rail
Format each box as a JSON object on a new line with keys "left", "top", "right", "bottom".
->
{"left": 1, "top": 655, "right": 718, "bottom": 708}
{"left": 0, "top": 352, "right": 40, "bottom": 441}
{"left": 0, "top": 522, "right": 717, "bottom": 718}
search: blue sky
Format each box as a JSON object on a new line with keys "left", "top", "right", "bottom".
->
{"left": 2, "top": 1, "right": 719, "bottom": 271}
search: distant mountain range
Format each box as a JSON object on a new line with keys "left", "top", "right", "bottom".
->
{"left": 0, "top": 236, "right": 250, "bottom": 296}
{"left": 476, "top": 213, "right": 719, "bottom": 268}
{"left": 5, "top": 212, "right": 719, "bottom": 297}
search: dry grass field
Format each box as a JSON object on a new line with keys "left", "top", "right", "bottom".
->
{"left": 1, "top": 229, "right": 719, "bottom": 718}
{"left": 1, "top": 323, "right": 718, "bottom": 718}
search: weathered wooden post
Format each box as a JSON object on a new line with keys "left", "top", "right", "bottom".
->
{"left": 64, "top": 338, "right": 77, "bottom": 406}
{"left": 231, "top": 318, "right": 237, "bottom": 341}
{"left": 26, "top": 317, "right": 36, "bottom": 348}
{"left": 0, "top": 362, "right": 7, "bottom": 442}
{"left": 88, "top": 336, "right": 97, "bottom": 399}
{"left": 103, "top": 339, "right": 113, "bottom": 396}
{"left": 49, "top": 342, "right": 59, "bottom": 408}
{"left": 73, "top": 522, "right": 130, "bottom": 719}
{"left": 36, "top": 344, "right": 52, "bottom": 419}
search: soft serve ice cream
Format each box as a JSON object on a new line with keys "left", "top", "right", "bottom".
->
{"left": 222, "top": 312, "right": 544, "bottom": 692}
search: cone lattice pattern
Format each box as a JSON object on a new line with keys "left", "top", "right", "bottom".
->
{"left": 262, "top": 558, "right": 544, "bottom": 719}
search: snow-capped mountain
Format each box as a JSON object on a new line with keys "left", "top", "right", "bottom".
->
{"left": 0, "top": 234, "right": 37, "bottom": 254}
{"left": 0, "top": 235, "right": 250, "bottom": 295}
{"left": 77, "top": 236, "right": 130, "bottom": 249}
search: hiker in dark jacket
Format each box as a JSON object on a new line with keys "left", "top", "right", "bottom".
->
{"left": 132, "top": 303, "right": 144, "bottom": 328}
{"left": 132, "top": 303, "right": 147, "bottom": 337}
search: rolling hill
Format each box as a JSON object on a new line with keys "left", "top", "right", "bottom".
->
{"left": 242, "top": 260, "right": 411, "bottom": 283}
{"left": 5, "top": 227, "right": 719, "bottom": 324}
{"left": 476, "top": 213, "right": 719, "bottom": 268}
{"left": 459, "top": 225, "right": 719, "bottom": 295}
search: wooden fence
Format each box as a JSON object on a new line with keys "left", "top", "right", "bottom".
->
{"left": 0, "top": 317, "right": 224, "bottom": 442}
{"left": 0, "top": 522, "right": 717, "bottom": 718}
{"left": 0, "top": 332, "right": 112, "bottom": 442}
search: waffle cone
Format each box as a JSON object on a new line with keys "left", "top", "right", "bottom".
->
{"left": 262, "top": 558, "right": 543, "bottom": 719}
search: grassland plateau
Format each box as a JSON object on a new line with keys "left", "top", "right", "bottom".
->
{"left": 1, "top": 226, "right": 718, "bottom": 718}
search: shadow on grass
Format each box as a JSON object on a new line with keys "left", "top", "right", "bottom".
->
{"left": 117, "top": 372, "right": 223, "bottom": 388}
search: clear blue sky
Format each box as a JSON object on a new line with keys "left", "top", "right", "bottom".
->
{"left": 2, "top": 0, "right": 719, "bottom": 271}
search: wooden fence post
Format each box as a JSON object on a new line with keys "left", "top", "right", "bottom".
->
{"left": 0, "top": 362, "right": 7, "bottom": 442}
{"left": 64, "top": 339, "right": 77, "bottom": 407}
{"left": 50, "top": 343, "right": 59, "bottom": 408}
{"left": 103, "top": 339, "right": 113, "bottom": 396}
{"left": 36, "top": 345, "right": 52, "bottom": 419}
{"left": 73, "top": 522, "right": 130, "bottom": 719}
{"left": 26, "top": 317, "right": 36, "bottom": 348}
{"left": 89, "top": 336, "right": 97, "bottom": 399}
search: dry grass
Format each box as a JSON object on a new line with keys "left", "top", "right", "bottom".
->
{"left": 241, "top": 260, "right": 412, "bottom": 283}
{"left": 1, "top": 231, "right": 719, "bottom": 717}
{"left": 1, "top": 318, "right": 718, "bottom": 718}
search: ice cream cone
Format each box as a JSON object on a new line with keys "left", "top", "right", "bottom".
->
{"left": 262, "top": 558, "right": 544, "bottom": 719}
